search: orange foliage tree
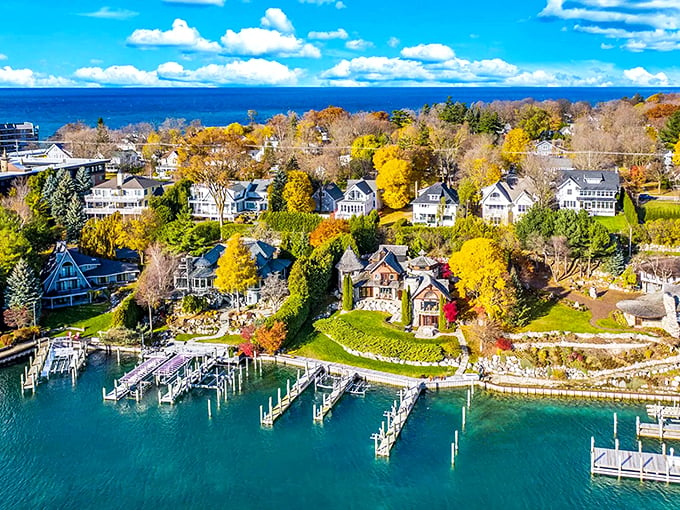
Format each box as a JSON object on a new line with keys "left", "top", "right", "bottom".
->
{"left": 309, "top": 218, "right": 350, "bottom": 247}
{"left": 256, "top": 321, "right": 287, "bottom": 354}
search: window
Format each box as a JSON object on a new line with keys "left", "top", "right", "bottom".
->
{"left": 567, "top": 188, "right": 572, "bottom": 195}
{"left": 490, "top": 192, "right": 500, "bottom": 198}
{"left": 389, "top": 274, "right": 395, "bottom": 280}
{"left": 517, "top": 205, "right": 528, "bottom": 213}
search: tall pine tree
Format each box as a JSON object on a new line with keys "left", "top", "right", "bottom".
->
{"left": 268, "top": 167, "right": 288, "bottom": 212}
{"left": 4, "top": 258, "right": 42, "bottom": 325}
{"left": 50, "top": 170, "right": 76, "bottom": 224}
{"left": 401, "top": 287, "right": 412, "bottom": 326}
{"left": 65, "top": 193, "right": 86, "bottom": 242}
{"left": 342, "top": 274, "right": 353, "bottom": 311}
{"left": 74, "top": 167, "right": 92, "bottom": 197}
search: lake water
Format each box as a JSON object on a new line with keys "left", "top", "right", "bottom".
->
{"left": 0, "top": 353, "right": 679, "bottom": 509}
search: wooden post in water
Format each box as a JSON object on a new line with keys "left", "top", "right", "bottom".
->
{"left": 467, "top": 389, "right": 471, "bottom": 409}
{"left": 462, "top": 406, "right": 466, "bottom": 432}
{"left": 636, "top": 416, "right": 640, "bottom": 437}
{"left": 208, "top": 399, "right": 212, "bottom": 419}
{"left": 102, "top": 387, "right": 106, "bottom": 400}
{"left": 590, "top": 437, "right": 595, "bottom": 473}
{"left": 451, "top": 442, "right": 455, "bottom": 467}
{"left": 613, "top": 412, "right": 617, "bottom": 437}
{"left": 260, "top": 405, "right": 263, "bottom": 424}
{"left": 454, "top": 430, "right": 459, "bottom": 454}
{"left": 269, "top": 396, "right": 273, "bottom": 419}
{"left": 117, "top": 347, "right": 120, "bottom": 365}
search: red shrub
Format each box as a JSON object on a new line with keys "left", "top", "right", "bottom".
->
{"left": 443, "top": 301, "right": 458, "bottom": 323}
{"left": 240, "top": 324, "right": 255, "bottom": 341}
{"left": 495, "top": 337, "right": 513, "bottom": 351}
{"left": 239, "top": 342, "right": 255, "bottom": 357}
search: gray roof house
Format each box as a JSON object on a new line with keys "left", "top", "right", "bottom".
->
{"left": 617, "top": 284, "right": 680, "bottom": 337}
{"left": 84, "top": 172, "right": 170, "bottom": 218}
{"left": 335, "top": 179, "right": 381, "bottom": 220}
{"left": 556, "top": 170, "right": 620, "bottom": 217}
{"left": 481, "top": 175, "right": 538, "bottom": 225}
{"left": 411, "top": 183, "right": 459, "bottom": 227}
{"left": 313, "top": 183, "right": 344, "bottom": 214}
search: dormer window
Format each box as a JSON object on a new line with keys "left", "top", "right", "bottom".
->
{"left": 491, "top": 192, "right": 500, "bottom": 198}
{"left": 428, "top": 194, "right": 439, "bottom": 201}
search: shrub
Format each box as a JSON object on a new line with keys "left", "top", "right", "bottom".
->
{"left": 181, "top": 295, "right": 208, "bottom": 315}
{"left": 239, "top": 342, "right": 255, "bottom": 357}
{"left": 442, "top": 340, "right": 462, "bottom": 358}
{"left": 99, "top": 327, "right": 139, "bottom": 346}
{"left": 13, "top": 326, "right": 40, "bottom": 342}
{"left": 495, "top": 337, "right": 513, "bottom": 351}
{"left": 314, "top": 316, "right": 444, "bottom": 362}
{"left": 623, "top": 190, "right": 639, "bottom": 225}
{"left": 260, "top": 211, "right": 322, "bottom": 233}
{"left": 0, "top": 334, "right": 13, "bottom": 347}
{"left": 112, "top": 294, "right": 145, "bottom": 329}
{"left": 221, "top": 223, "right": 250, "bottom": 240}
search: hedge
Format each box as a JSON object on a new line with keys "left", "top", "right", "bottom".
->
{"left": 314, "top": 316, "right": 444, "bottom": 362}
{"left": 622, "top": 190, "right": 639, "bottom": 225}
{"left": 111, "top": 295, "right": 144, "bottom": 329}
{"left": 260, "top": 211, "right": 322, "bottom": 233}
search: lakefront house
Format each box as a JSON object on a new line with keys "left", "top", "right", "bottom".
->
{"left": 335, "top": 179, "right": 381, "bottom": 220}
{"left": 83, "top": 172, "right": 170, "bottom": 218}
{"left": 411, "top": 182, "right": 459, "bottom": 227}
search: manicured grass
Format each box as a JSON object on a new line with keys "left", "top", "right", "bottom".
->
{"left": 379, "top": 207, "right": 411, "bottom": 226}
{"left": 291, "top": 331, "right": 454, "bottom": 378}
{"left": 520, "top": 302, "right": 602, "bottom": 334}
{"left": 341, "top": 310, "right": 414, "bottom": 342}
{"left": 197, "top": 334, "right": 242, "bottom": 345}
{"left": 594, "top": 214, "right": 629, "bottom": 233}
{"left": 641, "top": 200, "right": 680, "bottom": 221}
{"left": 42, "top": 303, "right": 112, "bottom": 337}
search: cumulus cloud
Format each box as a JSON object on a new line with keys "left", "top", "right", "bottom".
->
{"left": 127, "top": 19, "right": 221, "bottom": 52}
{"left": 387, "top": 37, "right": 400, "bottom": 48}
{"left": 322, "top": 57, "right": 432, "bottom": 81}
{"left": 221, "top": 28, "right": 320, "bottom": 57}
{"left": 307, "top": 28, "right": 348, "bottom": 40}
{"left": 345, "top": 39, "right": 373, "bottom": 51}
{"left": 0, "top": 54, "right": 7, "bottom": 61}
{"left": 623, "top": 66, "right": 669, "bottom": 86}
{"left": 79, "top": 7, "right": 138, "bottom": 20}
{"left": 335, "top": 2, "right": 346, "bottom": 8}
{"left": 74, "top": 65, "right": 162, "bottom": 86}
{"left": 540, "top": 0, "right": 680, "bottom": 52}
{"left": 162, "top": 0, "right": 224, "bottom": 5}
{"left": 260, "top": 8, "right": 294, "bottom": 33}
{"left": 0, "top": 66, "right": 73, "bottom": 87}
{"left": 158, "top": 59, "right": 299, "bottom": 85}
{"left": 400, "top": 43, "right": 455, "bottom": 62}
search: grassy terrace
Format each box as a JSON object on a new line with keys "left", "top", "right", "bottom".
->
{"left": 42, "top": 303, "right": 112, "bottom": 337}
{"left": 519, "top": 302, "right": 634, "bottom": 334}
{"left": 640, "top": 200, "right": 680, "bottom": 221}
{"left": 593, "top": 214, "right": 629, "bottom": 234}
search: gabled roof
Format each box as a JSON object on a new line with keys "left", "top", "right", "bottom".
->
{"left": 369, "top": 251, "right": 404, "bottom": 275}
{"left": 247, "top": 240, "right": 277, "bottom": 266}
{"left": 558, "top": 170, "right": 620, "bottom": 191}
{"left": 42, "top": 243, "right": 92, "bottom": 294}
{"left": 196, "top": 245, "right": 225, "bottom": 267}
{"left": 335, "top": 246, "right": 365, "bottom": 273}
{"left": 412, "top": 274, "right": 451, "bottom": 301}
{"left": 95, "top": 175, "right": 169, "bottom": 190}
{"left": 482, "top": 175, "right": 537, "bottom": 205}
{"left": 411, "top": 182, "right": 459, "bottom": 205}
{"left": 315, "top": 182, "right": 344, "bottom": 202}
{"left": 407, "top": 252, "right": 438, "bottom": 269}
{"left": 344, "top": 179, "right": 377, "bottom": 198}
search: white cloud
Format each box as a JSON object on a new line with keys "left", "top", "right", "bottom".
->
{"left": 0, "top": 66, "right": 73, "bottom": 87}
{"left": 345, "top": 39, "right": 373, "bottom": 51}
{"left": 335, "top": 2, "right": 346, "bottom": 8}
{"left": 260, "top": 8, "right": 294, "bottom": 33}
{"left": 600, "top": 42, "right": 614, "bottom": 49}
{"left": 127, "top": 19, "right": 221, "bottom": 52}
{"left": 322, "top": 57, "right": 432, "bottom": 81}
{"left": 162, "top": 0, "right": 224, "bottom": 5}
{"left": 79, "top": 7, "right": 138, "bottom": 20}
{"left": 623, "top": 66, "right": 669, "bottom": 86}
{"left": 221, "top": 28, "right": 320, "bottom": 57}
{"left": 505, "top": 68, "right": 612, "bottom": 87}
{"left": 387, "top": 37, "right": 400, "bottom": 48}
{"left": 308, "top": 28, "right": 348, "bottom": 40}
{"left": 299, "top": 0, "right": 334, "bottom": 4}
{"left": 401, "top": 43, "right": 455, "bottom": 62}
{"left": 158, "top": 59, "right": 299, "bottom": 85}
{"left": 74, "top": 65, "right": 161, "bottom": 86}
{"left": 0, "top": 54, "right": 7, "bottom": 61}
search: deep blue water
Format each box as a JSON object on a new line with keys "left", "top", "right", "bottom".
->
{"left": 0, "top": 87, "right": 679, "bottom": 138}
{"left": 1, "top": 353, "right": 679, "bottom": 509}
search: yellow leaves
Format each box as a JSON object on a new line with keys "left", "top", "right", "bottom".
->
{"left": 351, "top": 134, "right": 382, "bottom": 161}
{"left": 282, "top": 170, "right": 315, "bottom": 213}
{"left": 501, "top": 128, "right": 530, "bottom": 166}
{"left": 673, "top": 139, "right": 680, "bottom": 166}
{"left": 309, "top": 218, "right": 350, "bottom": 247}
{"left": 214, "top": 233, "right": 258, "bottom": 294}
{"left": 372, "top": 145, "right": 400, "bottom": 171}
{"left": 225, "top": 123, "right": 245, "bottom": 136}
{"left": 376, "top": 158, "right": 412, "bottom": 209}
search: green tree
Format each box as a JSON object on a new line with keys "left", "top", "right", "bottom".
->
{"left": 65, "top": 193, "right": 86, "bottom": 242}
{"left": 342, "top": 274, "right": 353, "bottom": 311}
{"left": 149, "top": 179, "right": 191, "bottom": 224}
{"left": 515, "top": 206, "right": 556, "bottom": 247}
{"left": 519, "top": 105, "right": 551, "bottom": 140}
{"left": 79, "top": 213, "right": 124, "bottom": 259}
{"left": 391, "top": 109, "right": 413, "bottom": 128}
{"left": 50, "top": 170, "right": 76, "bottom": 224}
{"left": 214, "top": 234, "right": 258, "bottom": 311}
{"left": 349, "top": 210, "right": 380, "bottom": 254}
{"left": 438, "top": 98, "right": 468, "bottom": 125}
{"left": 111, "top": 294, "right": 144, "bottom": 329}
{"left": 457, "top": 178, "right": 480, "bottom": 217}
{"left": 401, "top": 287, "right": 412, "bottom": 326}
{"left": 268, "top": 167, "right": 288, "bottom": 212}
{"left": 438, "top": 295, "right": 446, "bottom": 331}
{"left": 660, "top": 110, "right": 680, "bottom": 148}
{"left": 4, "top": 258, "right": 42, "bottom": 325}
{"left": 74, "top": 167, "right": 92, "bottom": 197}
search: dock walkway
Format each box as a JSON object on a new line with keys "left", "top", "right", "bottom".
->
{"left": 591, "top": 440, "right": 680, "bottom": 483}
{"left": 104, "top": 353, "right": 172, "bottom": 401}
{"left": 313, "top": 372, "right": 356, "bottom": 422}
{"left": 372, "top": 383, "right": 425, "bottom": 457}
{"left": 21, "top": 339, "right": 49, "bottom": 393}
{"left": 261, "top": 364, "right": 324, "bottom": 426}
{"left": 159, "top": 356, "right": 217, "bottom": 404}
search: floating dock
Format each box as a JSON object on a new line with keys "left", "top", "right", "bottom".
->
{"left": 636, "top": 415, "right": 680, "bottom": 441}
{"left": 158, "top": 355, "right": 220, "bottom": 404}
{"left": 371, "top": 383, "right": 425, "bottom": 457}
{"left": 313, "top": 372, "right": 357, "bottom": 423}
{"left": 591, "top": 438, "right": 680, "bottom": 484}
{"left": 260, "top": 364, "right": 324, "bottom": 426}
{"left": 21, "top": 338, "right": 88, "bottom": 394}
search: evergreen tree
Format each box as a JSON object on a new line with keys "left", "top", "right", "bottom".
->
{"left": 50, "top": 170, "right": 76, "bottom": 224}
{"left": 604, "top": 246, "right": 626, "bottom": 277}
{"left": 660, "top": 110, "right": 680, "bottom": 148}
{"left": 74, "top": 167, "right": 92, "bottom": 197}
{"left": 401, "top": 287, "right": 412, "bottom": 326}
{"left": 4, "top": 258, "right": 42, "bottom": 325}
{"left": 508, "top": 269, "right": 532, "bottom": 328}
{"left": 438, "top": 295, "right": 447, "bottom": 331}
{"left": 342, "top": 274, "right": 353, "bottom": 311}
{"left": 65, "top": 193, "right": 86, "bottom": 242}
{"left": 268, "top": 167, "right": 288, "bottom": 212}
{"left": 41, "top": 171, "right": 58, "bottom": 211}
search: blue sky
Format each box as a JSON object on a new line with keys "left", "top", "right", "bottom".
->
{"left": 0, "top": 0, "right": 677, "bottom": 87}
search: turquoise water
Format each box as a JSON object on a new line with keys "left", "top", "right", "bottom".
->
{"left": 1, "top": 354, "right": 679, "bottom": 509}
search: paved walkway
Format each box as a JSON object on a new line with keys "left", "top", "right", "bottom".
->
{"left": 189, "top": 324, "right": 231, "bottom": 342}
{"left": 454, "top": 329, "right": 469, "bottom": 376}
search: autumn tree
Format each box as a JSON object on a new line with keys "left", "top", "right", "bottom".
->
{"left": 1, "top": 179, "right": 32, "bottom": 226}
{"left": 214, "top": 234, "right": 258, "bottom": 311}
{"left": 518, "top": 105, "right": 551, "bottom": 139}
{"left": 309, "top": 218, "right": 350, "bottom": 247}
{"left": 376, "top": 158, "right": 413, "bottom": 209}
{"left": 501, "top": 128, "right": 531, "bottom": 166}
{"left": 120, "top": 209, "right": 160, "bottom": 264}
{"left": 181, "top": 127, "right": 249, "bottom": 233}
{"left": 259, "top": 274, "right": 289, "bottom": 309}
{"left": 135, "top": 244, "right": 178, "bottom": 342}
{"left": 79, "top": 212, "right": 124, "bottom": 259}
{"left": 448, "top": 238, "right": 513, "bottom": 322}
{"left": 255, "top": 321, "right": 287, "bottom": 354}
{"left": 282, "top": 170, "right": 315, "bottom": 213}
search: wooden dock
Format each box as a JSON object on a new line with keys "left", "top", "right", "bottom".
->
{"left": 158, "top": 356, "right": 219, "bottom": 404}
{"left": 260, "top": 364, "right": 324, "bottom": 426}
{"left": 313, "top": 372, "right": 357, "bottom": 423}
{"left": 21, "top": 338, "right": 49, "bottom": 393}
{"left": 371, "top": 383, "right": 425, "bottom": 457}
{"left": 103, "top": 353, "right": 173, "bottom": 401}
{"left": 647, "top": 404, "right": 680, "bottom": 421}
{"left": 636, "top": 415, "right": 680, "bottom": 440}
{"left": 591, "top": 438, "right": 680, "bottom": 484}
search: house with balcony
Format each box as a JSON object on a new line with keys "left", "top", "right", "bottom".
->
{"left": 313, "top": 183, "right": 344, "bottom": 214}
{"left": 481, "top": 175, "right": 538, "bottom": 224}
{"left": 42, "top": 242, "right": 139, "bottom": 309}
{"left": 189, "top": 179, "right": 271, "bottom": 221}
{"left": 411, "top": 182, "right": 459, "bottom": 227}
{"left": 556, "top": 170, "right": 620, "bottom": 217}
{"left": 335, "top": 179, "right": 381, "bottom": 220}
{"left": 173, "top": 239, "right": 291, "bottom": 306}
{"left": 84, "top": 172, "right": 170, "bottom": 218}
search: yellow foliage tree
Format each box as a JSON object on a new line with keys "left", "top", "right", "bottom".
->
{"left": 673, "top": 139, "right": 680, "bottom": 166}
{"left": 376, "top": 158, "right": 413, "bottom": 209}
{"left": 282, "top": 170, "right": 315, "bottom": 212}
{"left": 120, "top": 209, "right": 160, "bottom": 265}
{"left": 372, "top": 145, "right": 400, "bottom": 171}
{"left": 214, "top": 234, "right": 258, "bottom": 311}
{"left": 309, "top": 218, "right": 350, "bottom": 247}
{"left": 501, "top": 128, "right": 531, "bottom": 166}
{"left": 448, "top": 238, "right": 513, "bottom": 322}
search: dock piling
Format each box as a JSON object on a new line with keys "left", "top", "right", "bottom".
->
{"left": 208, "top": 399, "right": 212, "bottom": 419}
{"left": 462, "top": 406, "right": 466, "bottom": 432}
{"left": 613, "top": 412, "right": 617, "bottom": 437}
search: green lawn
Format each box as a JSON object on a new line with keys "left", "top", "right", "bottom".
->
{"left": 520, "top": 303, "right": 602, "bottom": 334}
{"left": 641, "top": 200, "right": 680, "bottom": 221}
{"left": 291, "top": 331, "right": 455, "bottom": 378}
{"left": 197, "top": 334, "right": 242, "bottom": 345}
{"left": 341, "top": 310, "right": 414, "bottom": 342}
{"left": 42, "top": 303, "right": 113, "bottom": 337}
{"left": 379, "top": 207, "right": 411, "bottom": 226}
{"left": 594, "top": 214, "right": 629, "bottom": 234}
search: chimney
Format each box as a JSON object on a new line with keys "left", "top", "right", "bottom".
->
{"left": 116, "top": 171, "right": 124, "bottom": 188}
{"left": 0, "top": 150, "right": 8, "bottom": 173}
